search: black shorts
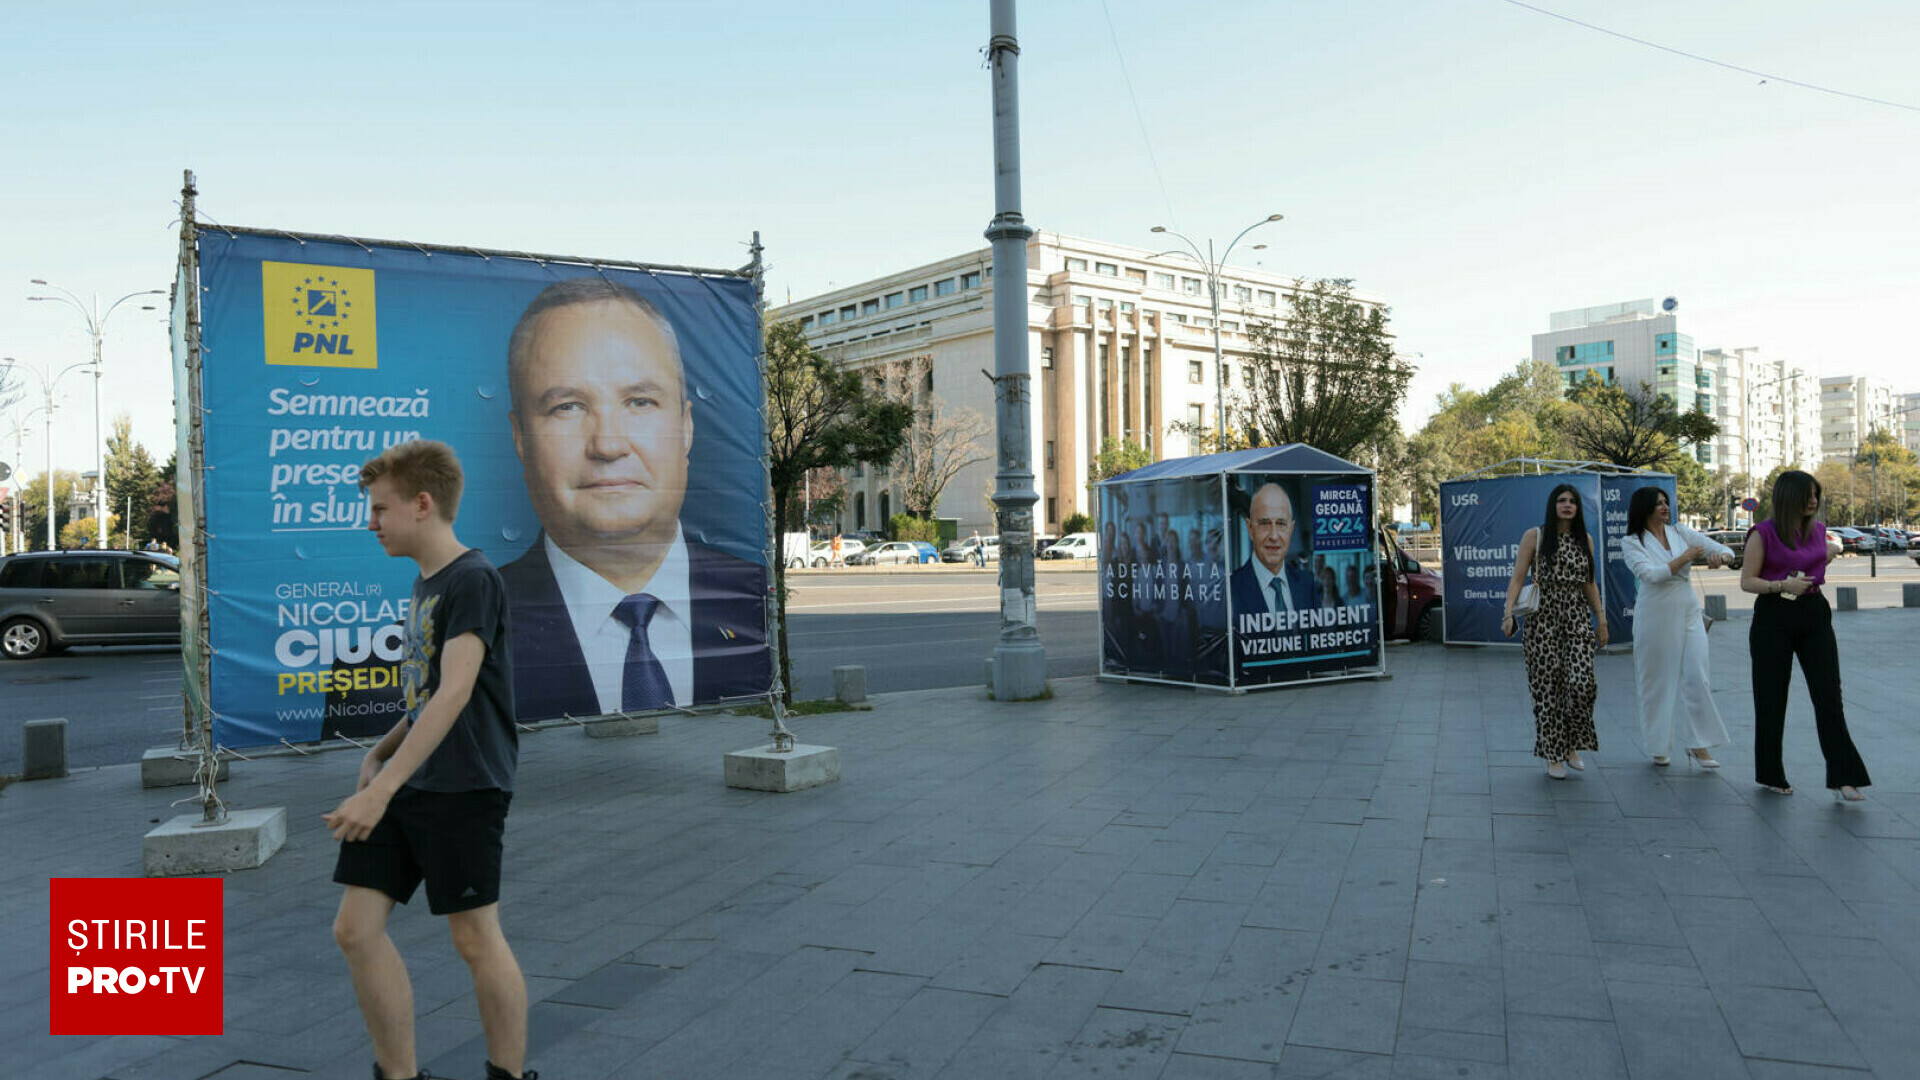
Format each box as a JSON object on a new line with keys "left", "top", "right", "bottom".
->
{"left": 333, "top": 786, "right": 511, "bottom": 915}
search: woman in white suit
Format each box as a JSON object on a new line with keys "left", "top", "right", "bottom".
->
{"left": 1620, "top": 487, "right": 1736, "bottom": 767}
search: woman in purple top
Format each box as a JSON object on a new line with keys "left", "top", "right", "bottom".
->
{"left": 1738, "top": 470, "right": 1869, "bottom": 800}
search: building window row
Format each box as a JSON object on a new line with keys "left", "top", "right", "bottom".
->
{"left": 800, "top": 269, "right": 986, "bottom": 331}
{"left": 1555, "top": 341, "right": 1615, "bottom": 365}
{"left": 1060, "top": 256, "right": 1280, "bottom": 309}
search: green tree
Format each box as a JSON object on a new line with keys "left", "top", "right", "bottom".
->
{"left": 1231, "top": 278, "right": 1416, "bottom": 459}
{"left": 1062, "top": 511, "right": 1094, "bottom": 535}
{"left": 1087, "top": 437, "right": 1152, "bottom": 500}
{"left": 1403, "top": 359, "right": 1579, "bottom": 522}
{"left": 888, "top": 513, "right": 940, "bottom": 544}
{"left": 764, "top": 319, "right": 913, "bottom": 703}
{"left": 61, "top": 514, "right": 121, "bottom": 551}
{"left": 105, "top": 413, "right": 162, "bottom": 547}
{"left": 1669, "top": 455, "right": 1721, "bottom": 525}
{"left": 16, "top": 469, "right": 78, "bottom": 551}
{"left": 1564, "top": 377, "right": 1719, "bottom": 469}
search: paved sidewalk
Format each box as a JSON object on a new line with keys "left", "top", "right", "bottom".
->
{"left": 10, "top": 609, "right": 1919, "bottom": 1080}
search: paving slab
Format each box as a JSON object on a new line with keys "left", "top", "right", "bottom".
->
{"left": 9, "top": 608, "right": 1920, "bottom": 1079}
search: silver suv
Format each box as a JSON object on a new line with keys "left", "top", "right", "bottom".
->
{"left": 0, "top": 550, "right": 182, "bottom": 660}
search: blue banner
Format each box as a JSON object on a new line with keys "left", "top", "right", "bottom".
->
{"left": 196, "top": 232, "right": 770, "bottom": 748}
{"left": 1098, "top": 474, "right": 1231, "bottom": 686}
{"left": 1227, "top": 471, "right": 1379, "bottom": 685}
{"left": 1439, "top": 474, "right": 1601, "bottom": 645}
{"left": 1598, "top": 473, "right": 1676, "bottom": 645}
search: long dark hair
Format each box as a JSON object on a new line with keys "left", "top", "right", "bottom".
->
{"left": 1770, "top": 470, "right": 1822, "bottom": 549}
{"left": 1538, "top": 483, "right": 1593, "bottom": 579}
{"left": 1625, "top": 486, "right": 1667, "bottom": 538}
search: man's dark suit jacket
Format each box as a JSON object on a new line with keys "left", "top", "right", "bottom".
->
{"left": 1228, "top": 559, "right": 1319, "bottom": 624}
{"left": 500, "top": 535, "right": 771, "bottom": 721}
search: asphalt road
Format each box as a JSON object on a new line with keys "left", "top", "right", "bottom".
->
{"left": 6, "top": 558, "right": 1914, "bottom": 774}
{"left": 780, "top": 566, "right": 1101, "bottom": 699}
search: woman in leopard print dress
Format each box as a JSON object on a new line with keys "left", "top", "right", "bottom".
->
{"left": 1501, "top": 484, "right": 1609, "bottom": 779}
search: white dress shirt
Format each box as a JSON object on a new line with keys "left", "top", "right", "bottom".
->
{"left": 1249, "top": 557, "right": 1297, "bottom": 617}
{"left": 544, "top": 529, "right": 693, "bottom": 712}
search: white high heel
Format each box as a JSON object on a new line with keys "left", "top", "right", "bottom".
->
{"left": 1687, "top": 748, "right": 1720, "bottom": 770}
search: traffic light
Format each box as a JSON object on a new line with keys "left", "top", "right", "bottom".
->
{"left": 0, "top": 497, "right": 12, "bottom": 538}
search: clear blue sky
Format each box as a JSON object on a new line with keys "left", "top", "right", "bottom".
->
{"left": 4, "top": 0, "right": 1916, "bottom": 482}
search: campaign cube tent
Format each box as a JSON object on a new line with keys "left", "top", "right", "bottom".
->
{"left": 1096, "top": 445, "right": 1385, "bottom": 691}
{"left": 1438, "top": 460, "right": 1676, "bottom": 647}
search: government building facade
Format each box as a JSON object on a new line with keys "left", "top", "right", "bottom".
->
{"left": 768, "top": 232, "right": 1381, "bottom": 538}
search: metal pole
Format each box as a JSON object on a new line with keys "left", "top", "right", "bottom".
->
{"left": 45, "top": 383, "right": 56, "bottom": 551}
{"left": 748, "top": 229, "right": 795, "bottom": 750}
{"left": 1210, "top": 242, "right": 1224, "bottom": 445}
{"left": 985, "top": 0, "right": 1046, "bottom": 700}
{"left": 92, "top": 297, "right": 106, "bottom": 550}
{"left": 1870, "top": 451, "right": 1879, "bottom": 578}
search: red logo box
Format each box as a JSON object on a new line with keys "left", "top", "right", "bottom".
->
{"left": 49, "top": 878, "right": 223, "bottom": 1035}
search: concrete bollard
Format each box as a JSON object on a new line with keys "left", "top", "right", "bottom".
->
{"left": 1835, "top": 586, "right": 1858, "bottom": 612}
{"left": 1704, "top": 594, "right": 1728, "bottom": 621}
{"left": 832, "top": 665, "right": 872, "bottom": 710}
{"left": 23, "top": 719, "right": 69, "bottom": 780}
{"left": 1904, "top": 583, "right": 1920, "bottom": 608}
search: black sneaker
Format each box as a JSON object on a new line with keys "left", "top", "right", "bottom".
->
{"left": 371, "top": 1067, "right": 430, "bottom": 1080}
{"left": 485, "top": 1063, "right": 537, "bottom": 1080}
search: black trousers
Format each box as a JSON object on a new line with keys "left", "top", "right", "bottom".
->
{"left": 1749, "top": 592, "right": 1870, "bottom": 790}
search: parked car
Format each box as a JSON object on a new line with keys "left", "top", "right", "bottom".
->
{"left": 1692, "top": 529, "right": 1748, "bottom": 570}
{"left": 1828, "top": 527, "right": 1871, "bottom": 555}
{"left": 808, "top": 539, "right": 868, "bottom": 567}
{"left": 1042, "top": 532, "right": 1099, "bottom": 560}
{"left": 941, "top": 536, "right": 1000, "bottom": 563}
{"left": 0, "top": 550, "right": 182, "bottom": 660}
{"left": 1032, "top": 534, "right": 1059, "bottom": 556}
{"left": 1377, "top": 527, "right": 1445, "bottom": 643}
{"left": 848, "top": 541, "right": 939, "bottom": 565}
{"left": 1865, "top": 526, "right": 1910, "bottom": 551}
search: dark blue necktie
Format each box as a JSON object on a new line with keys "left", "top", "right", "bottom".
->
{"left": 613, "top": 593, "right": 674, "bottom": 712}
{"left": 1270, "top": 576, "right": 1287, "bottom": 614}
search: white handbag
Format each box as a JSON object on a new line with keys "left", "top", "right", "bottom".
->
{"left": 1512, "top": 581, "right": 1539, "bottom": 617}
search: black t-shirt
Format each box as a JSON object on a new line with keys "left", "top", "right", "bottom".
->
{"left": 400, "top": 549, "right": 517, "bottom": 793}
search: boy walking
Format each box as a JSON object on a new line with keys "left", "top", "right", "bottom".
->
{"left": 324, "top": 440, "right": 535, "bottom": 1080}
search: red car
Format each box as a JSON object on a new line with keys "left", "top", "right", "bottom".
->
{"left": 1378, "top": 528, "right": 1444, "bottom": 642}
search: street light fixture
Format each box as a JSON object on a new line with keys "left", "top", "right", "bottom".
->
{"left": 27, "top": 281, "right": 164, "bottom": 549}
{"left": 1149, "top": 214, "right": 1285, "bottom": 449}
{"left": 5, "top": 356, "right": 94, "bottom": 551}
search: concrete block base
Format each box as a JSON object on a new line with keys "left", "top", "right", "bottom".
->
{"left": 990, "top": 645, "right": 1049, "bottom": 702}
{"left": 1836, "top": 586, "right": 1859, "bottom": 611}
{"left": 141, "top": 747, "right": 227, "bottom": 789}
{"left": 143, "top": 807, "right": 287, "bottom": 877}
{"left": 1904, "top": 583, "right": 1920, "bottom": 608}
{"left": 1704, "top": 594, "right": 1728, "bottom": 621}
{"left": 725, "top": 743, "right": 840, "bottom": 793}
{"left": 23, "top": 718, "right": 68, "bottom": 780}
{"left": 582, "top": 715, "right": 658, "bottom": 738}
{"left": 832, "top": 665, "right": 872, "bottom": 709}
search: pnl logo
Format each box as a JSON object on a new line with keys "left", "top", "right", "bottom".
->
{"left": 262, "top": 260, "right": 378, "bottom": 369}
{"left": 50, "top": 878, "right": 223, "bottom": 1035}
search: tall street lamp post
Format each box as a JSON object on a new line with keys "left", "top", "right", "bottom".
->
{"left": 1149, "top": 215, "right": 1283, "bottom": 447}
{"left": 27, "top": 282, "right": 163, "bottom": 549}
{"left": 7, "top": 356, "right": 92, "bottom": 550}
{"left": 983, "top": 0, "right": 1046, "bottom": 701}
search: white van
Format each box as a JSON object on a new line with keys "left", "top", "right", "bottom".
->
{"left": 1043, "top": 532, "right": 1099, "bottom": 560}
